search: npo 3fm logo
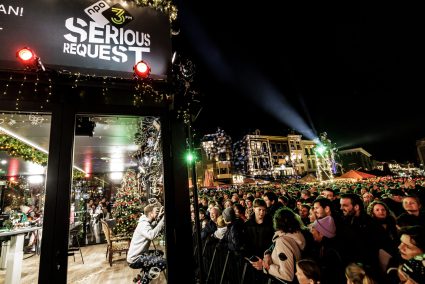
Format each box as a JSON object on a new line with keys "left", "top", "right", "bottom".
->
{"left": 63, "top": 0, "right": 150, "bottom": 66}
{"left": 84, "top": 0, "right": 133, "bottom": 27}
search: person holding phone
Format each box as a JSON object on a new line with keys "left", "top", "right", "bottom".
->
{"left": 250, "top": 207, "right": 306, "bottom": 283}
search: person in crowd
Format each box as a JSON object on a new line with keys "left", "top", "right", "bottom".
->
{"left": 89, "top": 203, "right": 103, "bottom": 243}
{"left": 397, "top": 254, "right": 425, "bottom": 284}
{"left": 250, "top": 207, "right": 306, "bottom": 283}
{"left": 339, "top": 193, "right": 383, "bottom": 276}
{"left": 308, "top": 207, "right": 317, "bottom": 227}
{"left": 207, "top": 200, "right": 218, "bottom": 215}
{"left": 299, "top": 204, "right": 311, "bottom": 226}
{"left": 321, "top": 188, "right": 336, "bottom": 201}
{"left": 245, "top": 196, "right": 254, "bottom": 219}
{"left": 233, "top": 203, "right": 247, "bottom": 222}
{"left": 231, "top": 193, "right": 240, "bottom": 204}
{"left": 219, "top": 207, "right": 244, "bottom": 253}
{"left": 362, "top": 192, "right": 375, "bottom": 209}
{"left": 278, "top": 195, "right": 289, "bottom": 207}
{"left": 310, "top": 216, "right": 344, "bottom": 284}
{"left": 100, "top": 202, "right": 110, "bottom": 219}
{"left": 199, "top": 196, "right": 209, "bottom": 212}
{"left": 398, "top": 225, "right": 425, "bottom": 261}
{"left": 127, "top": 203, "right": 165, "bottom": 284}
{"left": 86, "top": 199, "right": 94, "bottom": 211}
{"left": 223, "top": 199, "right": 233, "bottom": 209}
{"left": 212, "top": 215, "right": 227, "bottom": 240}
{"left": 295, "top": 259, "right": 321, "bottom": 284}
{"left": 397, "top": 195, "right": 425, "bottom": 227}
{"left": 345, "top": 263, "right": 377, "bottom": 284}
{"left": 382, "top": 188, "right": 404, "bottom": 217}
{"left": 321, "top": 187, "right": 341, "bottom": 215}
{"left": 198, "top": 208, "right": 209, "bottom": 229}
{"left": 201, "top": 206, "right": 219, "bottom": 240}
{"left": 242, "top": 198, "right": 274, "bottom": 282}
{"left": 312, "top": 197, "right": 342, "bottom": 233}
{"left": 367, "top": 201, "right": 399, "bottom": 257}
{"left": 300, "top": 189, "right": 314, "bottom": 204}
{"left": 312, "top": 197, "right": 333, "bottom": 220}
{"left": 243, "top": 198, "right": 274, "bottom": 258}
{"left": 263, "top": 191, "right": 282, "bottom": 218}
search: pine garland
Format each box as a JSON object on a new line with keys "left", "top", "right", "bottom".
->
{"left": 135, "top": 0, "right": 178, "bottom": 23}
{"left": 0, "top": 134, "right": 48, "bottom": 166}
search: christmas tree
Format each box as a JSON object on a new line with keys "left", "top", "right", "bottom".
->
{"left": 112, "top": 169, "right": 145, "bottom": 236}
{"left": 314, "top": 132, "right": 338, "bottom": 181}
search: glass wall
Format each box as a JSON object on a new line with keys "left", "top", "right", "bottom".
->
{"left": 0, "top": 112, "right": 51, "bottom": 283}
{"left": 67, "top": 115, "right": 167, "bottom": 283}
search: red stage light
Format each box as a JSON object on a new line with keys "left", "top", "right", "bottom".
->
{"left": 16, "top": 47, "right": 45, "bottom": 71}
{"left": 133, "top": 60, "right": 151, "bottom": 78}
{"left": 17, "top": 47, "right": 36, "bottom": 63}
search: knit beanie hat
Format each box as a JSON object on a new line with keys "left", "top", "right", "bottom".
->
{"left": 222, "top": 207, "right": 236, "bottom": 223}
{"left": 312, "top": 216, "right": 336, "bottom": 238}
{"left": 401, "top": 254, "right": 425, "bottom": 283}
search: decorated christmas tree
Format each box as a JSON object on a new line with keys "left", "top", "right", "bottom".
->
{"left": 314, "top": 132, "right": 338, "bottom": 181}
{"left": 112, "top": 169, "right": 144, "bottom": 236}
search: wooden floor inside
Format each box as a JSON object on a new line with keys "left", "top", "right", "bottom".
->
{"left": 0, "top": 244, "right": 167, "bottom": 284}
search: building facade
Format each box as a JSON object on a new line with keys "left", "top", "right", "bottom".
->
{"left": 199, "top": 129, "right": 233, "bottom": 186}
{"left": 200, "top": 129, "right": 318, "bottom": 184}
{"left": 339, "top": 147, "right": 373, "bottom": 171}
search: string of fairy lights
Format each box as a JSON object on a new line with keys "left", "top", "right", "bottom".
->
{"left": 314, "top": 132, "right": 337, "bottom": 181}
{"left": 0, "top": 0, "right": 180, "bottom": 111}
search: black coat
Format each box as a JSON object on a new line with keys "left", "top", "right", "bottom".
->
{"left": 243, "top": 214, "right": 274, "bottom": 257}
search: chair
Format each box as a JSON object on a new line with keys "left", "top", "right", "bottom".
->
{"left": 100, "top": 219, "right": 131, "bottom": 266}
{"left": 68, "top": 223, "right": 84, "bottom": 263}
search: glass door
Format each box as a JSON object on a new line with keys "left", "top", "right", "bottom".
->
{"left": 67, "top": 115, "right": 167, "bottom": 283}
{"left": 0, "top": 112, "right": 51, "bottom": 284}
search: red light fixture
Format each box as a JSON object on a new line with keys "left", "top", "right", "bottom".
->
{"left": 17, "top": 47, "right": 36, "bottom": 62}
{"left": 16, "top": 47, "right": 45, "bottom": 71}
{"left": 133, "top": 60, "right": 151, "bottom": 79}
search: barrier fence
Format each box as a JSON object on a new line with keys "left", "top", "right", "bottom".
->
{"left": 194, "top": 235, "right": 289, "bottom": 284}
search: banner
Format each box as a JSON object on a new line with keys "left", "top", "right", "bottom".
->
{"left": 0, "top": 0, "right": 171, "bottom": 78}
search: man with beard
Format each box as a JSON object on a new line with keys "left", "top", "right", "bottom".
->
{"left": 339, "top": 193, "right": 383, "bottom": 280}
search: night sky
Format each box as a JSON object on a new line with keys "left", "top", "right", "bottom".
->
{"left": 174, "top": 4, "right": 425, "bottom": 163}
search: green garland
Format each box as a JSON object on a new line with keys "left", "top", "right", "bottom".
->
{"left": 0, "top": 134, "right": 48, "bottom": 166}
{"left": 135, "top": 0, "right": 178, "bottom": 23}
{"left": 0, "top": 134, "right": 86, "bottom": 178}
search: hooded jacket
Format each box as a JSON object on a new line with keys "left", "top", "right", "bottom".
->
{"left": 267, "top": 230, "right": 305, "bottom": 282}
{"left": 127, "top": 214, "right": 165, "bottom": 264}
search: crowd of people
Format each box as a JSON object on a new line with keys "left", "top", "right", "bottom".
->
{"left": 193, "top": 176, "right": 425, "bottom": 283}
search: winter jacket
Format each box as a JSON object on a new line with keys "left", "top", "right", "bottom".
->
{"left": 267, "top": 230, "right": 305, "bottom": 282}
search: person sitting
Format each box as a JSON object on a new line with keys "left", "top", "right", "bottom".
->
{"left": 127, "top": 203, "right": 165, "bottom": 284}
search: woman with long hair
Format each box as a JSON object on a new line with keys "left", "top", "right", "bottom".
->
{"left": 367, "top": 201, "right": 399, "bottom": 256}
